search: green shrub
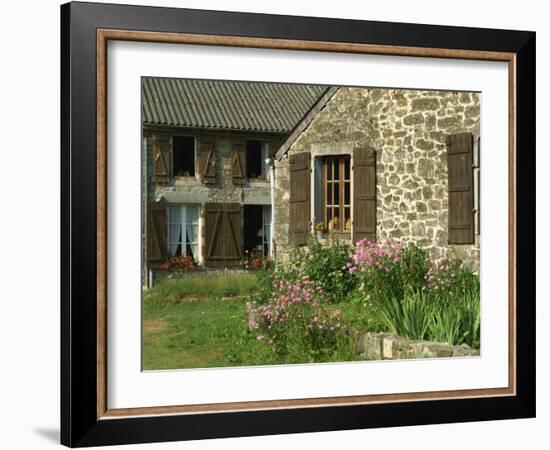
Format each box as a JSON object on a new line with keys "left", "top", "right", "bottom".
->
{"left": 300, "top": 238, "right": 357, "bottom": 302}
{"left": 427, "top": 303, "right": 464, "bottom": 346}
{"left": 247, "top": 276, "right": 356, "bottom": 363}
{"left": 349, "top": 239, "right": 430, "bottom": 305}
{"left": 261, "top": 237, "right": 357, "bottom": 304}
{"left": 378, "top": 290, "right": 432, "bottom": 340}
{"left": 376, "top": 287, "right": 480, "bottom": 348}
{"left": 400, "top": 245, "right": 431, "bottom": 295}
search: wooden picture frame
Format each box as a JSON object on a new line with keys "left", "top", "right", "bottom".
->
{"left": 61, "top": 1, "right": 535, "bottom": 447}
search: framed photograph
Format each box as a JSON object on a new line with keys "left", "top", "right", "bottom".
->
{"left": 61, "top": 1, "right": 535, "bottom": 447}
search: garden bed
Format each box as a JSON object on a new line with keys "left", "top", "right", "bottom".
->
{"left": 143, "top": 238, "right": 480, "bottom": 370}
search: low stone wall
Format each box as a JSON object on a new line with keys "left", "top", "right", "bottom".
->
{"left": 352, "top": 331, "right": 479, "bottom": 360}
{"left": 245, "top": 306, "right": 479, "bottom": 360}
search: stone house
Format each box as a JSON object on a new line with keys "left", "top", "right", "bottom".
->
{"left": 143, "top": 79, "right": 480, "bottom": 283}
{"left": 274, "top": 87, "right": 480, "bottom": 263}
{"left": 142, "top": 78, "right": 326, "bottom": 281}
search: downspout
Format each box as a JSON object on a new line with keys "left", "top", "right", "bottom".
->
{"left": 266, "top": 157, "right": 276, "bottom": 259}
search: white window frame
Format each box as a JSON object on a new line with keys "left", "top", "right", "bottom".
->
{"left": 167, "top": 204, "right": 200, "bottom": 261}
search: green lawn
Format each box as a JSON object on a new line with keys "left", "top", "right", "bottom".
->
{"left": 142, "top": 274, "right": 363, "bottom": 370}
{"left": 142, "top": 274, "right": 274, "bottom": 370}
{"left": 143, "top": 296, "right": 249, "bottom": 369}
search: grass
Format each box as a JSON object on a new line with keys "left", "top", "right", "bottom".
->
{"left": 142, "top": 274, "right": 361, "bottom": 370}
{"left": 142, "top": 273, "right": 480, "bottom": 370}
{"left": 149, "top": 273, "right": 259, "bottom": 305}
{"left": 143, "top": 295, "right": 251, "bottom": 369}
{"left": 143, "top": 273, "right": 275, "bottom": 369}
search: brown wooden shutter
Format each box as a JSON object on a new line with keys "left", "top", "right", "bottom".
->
{"left": 146, "top": 201, "right": 167, "bottom": 264}
{"left": 231, "top": 143, "right": 246, "bottom": 185}
{"left": 204, "top": 203, "right": 224, "bottom": 267}
{"left": 152, "top": 133, "right": 171, "bottom": 182}
{"left": 447, "top": 133, "right": 474, "bottom": 244}
{"left": 289, "top": 152, "right": 311, "bottom": 245}
{"left": 204, "top": 203, "right": 242, "bottom": 267}
{"left": 198, "top": 141, "right": 216, "bottom": 184}
{"left": 223, "top": 203, "right": 242, "bottom": 266}
{"left": 353, "top": 145, "right": 377, "bottom": 243}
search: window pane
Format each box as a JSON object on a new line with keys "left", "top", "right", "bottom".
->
{"left": 168, "top": 205, "right": 183, "bottom": 224}
{"left": 344, "top": 207, "right": 351, "bottom": 230}
{"left": 326, "top": 159, "right": 332, "bottom": 180}
{"left": 334, "top": 159, "right": 339, "bottom": 179}
{"left": 263, "top": 205, "right": 272, "bottom": 226}
{"left": 168, "top": 205, "right": 184, "bottom": 257}
{"left": 344, "top": 158, "right": 350, "bottom": 180}
{"left": 344, "top": 182, "right": 350, "bottom": 205}
{"left": 187, "top": 205, "right": 199, "bottom": 224}
{"left": 333, "top": 182, "right": 340, "bottom": 207}
{"left": 187, "top": 242, "right": 199, "bottom": 259}
{"left": 329, "top": 207, "right": 340, "bottom": 231}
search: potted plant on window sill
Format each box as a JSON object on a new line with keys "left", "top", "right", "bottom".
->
{"left": 315, "top": 222, "right": 325, "bottom": 240}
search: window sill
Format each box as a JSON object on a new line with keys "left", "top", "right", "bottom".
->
{"left": 173, "top": 177, "right": 202, "bottom": 186}
{"left": 326, "top": 231, "right": 352, "bottom": 239}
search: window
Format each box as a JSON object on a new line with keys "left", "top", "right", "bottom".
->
{"left": 322, "top": 156, "right": 351, "bottom": 232}
{"left": 246, "top": 140, "right": 268, "bottom": 179}
{"left": 167, "top": 205, "right": 200, "bottom": 259}
{"left": 172, "top": 136, "right": 195, "bottom": 177}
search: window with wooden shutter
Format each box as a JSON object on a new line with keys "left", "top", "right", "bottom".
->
{"left": 147, "top": 201, "right": 167, "bottom": 264}
{"left": 447, "top": 132, "right": 475, "bottom": 244}
{"left": 289, "top": 152, "right": 311, "bottom": 245}
{"left": 231, "top": 142, "right": 246, "bottom": 185}
{"left": 152, "top": 133, "right": 171, "bottom": 182}
{"left": 198, "top": 141, "right": 216, "bottom": 184}
{"left": 204, "top": 203, "right": 242, "bottom": 267}
{"left": 352, "top": 146, "right": 376, "bottom": 243}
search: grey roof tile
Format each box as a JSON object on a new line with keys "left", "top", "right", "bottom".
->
{"left": 142, "top": 78, "right": 328, "bottom": 133}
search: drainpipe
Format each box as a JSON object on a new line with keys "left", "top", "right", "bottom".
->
{"left": 266, "top": 157, "right": 276, "bottom": 258}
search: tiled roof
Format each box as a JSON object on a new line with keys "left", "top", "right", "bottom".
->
{"left": 142, "top": 78, "right": 328, "bottom": 133}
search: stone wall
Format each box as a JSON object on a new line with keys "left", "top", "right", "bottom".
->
{"left": 353, "top": 331, "right": 479, "bottom": 360}
{"left": 275, "top": 87, "right": 480, "bottom": 264}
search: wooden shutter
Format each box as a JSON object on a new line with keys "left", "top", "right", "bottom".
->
{"left": 353, "top": 146, "right": 377, "bottom": 243}
{"left": 223, "top": 203, "right": 242, "bottom": 266}
{"left": 204, "top": 203, "right": 242, "bottom": 267}
{"left": 204, "top": 203, "right": 224, "bottom": 267}
{"left": 289, "top": 152, "right": 311, "bottom": 245}
{"left": 447, "top": 133, "right": 474, "bottom": 244}
{"left": 231, "top": 143, "right": 246, "bottom": 185}
{"left": 152, "top": 133, "right": 171, "bottom": 182}
{"left": 198, "top": 141, "right": 216, "bottom": 184}
{"left": 146, "top": 201, "right": 167, "bottom": 264}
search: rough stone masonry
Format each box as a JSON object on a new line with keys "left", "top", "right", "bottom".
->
{"left": 275, "top": 87, "right": 480, "bottom": 265}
